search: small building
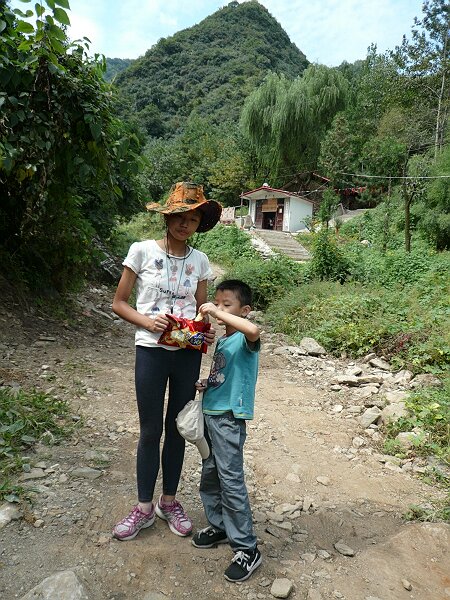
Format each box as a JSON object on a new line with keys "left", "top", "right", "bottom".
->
{"left": 241, "top": 183, "right": 313, "bottom": 232}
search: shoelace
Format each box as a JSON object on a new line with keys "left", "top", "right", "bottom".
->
{"left": 168, "top": 501, "right": 190, "bottom": 525}
{"left": 232, "top": 551, "right": 247, "bottom": 565}
{"left": 198, "top": 526, "right": 218, "bottom": 536}
{"left": 124, "top": 506, "right": 145, "bottom": 526}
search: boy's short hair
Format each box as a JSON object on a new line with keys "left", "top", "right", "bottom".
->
{"left": 216, "top": 279, "right": 252, "bottom": 307}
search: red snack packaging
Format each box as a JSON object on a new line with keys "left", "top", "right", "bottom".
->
{"left": 158, "top": 314, "right": 211, "bottom": 353}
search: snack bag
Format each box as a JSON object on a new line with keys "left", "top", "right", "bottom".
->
{"left": 158, "top": 313, "right": 211, "bottom": 353}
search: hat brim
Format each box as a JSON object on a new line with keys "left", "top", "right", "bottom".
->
{"left": 145, "top": 200, "right": 222, "bottom": 233}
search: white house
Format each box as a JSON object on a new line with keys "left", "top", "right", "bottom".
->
{"left": 240, "top": 183, "right": 313, "bottom": 232}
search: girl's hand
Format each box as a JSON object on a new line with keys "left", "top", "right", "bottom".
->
{"left": 149, "top": 314, "right": 170, "bottom": 332}
{"left": 195, "top": 379, "right": 208, "bottom": 392}
{"left": 204, "top": 325, "right": 216, "bottom": 346}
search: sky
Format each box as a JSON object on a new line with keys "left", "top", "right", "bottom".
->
{"left": 10, "top": 0, "right": 425, "bottom": 66}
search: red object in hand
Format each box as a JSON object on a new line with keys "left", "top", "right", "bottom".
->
{"left": 158, "top": 314, "right": 211, "bottom": 353}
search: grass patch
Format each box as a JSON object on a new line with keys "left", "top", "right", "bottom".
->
{"left": 0, "top": 387, "right": 76, "bottom": 502}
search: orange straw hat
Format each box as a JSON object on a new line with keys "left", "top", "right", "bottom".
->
{"left": 146, "top": 181, "right": 222, "bottom": 233}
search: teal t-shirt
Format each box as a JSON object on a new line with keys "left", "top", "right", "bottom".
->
{"left": 203, "top": 331, "right": 260, "bottom": 420}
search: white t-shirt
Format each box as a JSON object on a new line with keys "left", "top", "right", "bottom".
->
{"left": 123, "top": 240, "right": 212, "bottom": 348}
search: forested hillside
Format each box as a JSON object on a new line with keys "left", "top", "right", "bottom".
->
{"left": 114, "top": 0, "right": 308, "bottom": 136}
{"left": 104, "top": 57, "right": 135, "bottom": 82}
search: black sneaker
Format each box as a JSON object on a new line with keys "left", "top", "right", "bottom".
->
{"left": 191, "top": 526, "right": 228, "bottom": 548}
{"left": 224, "top": 547, "right": 262, "bottom": 582}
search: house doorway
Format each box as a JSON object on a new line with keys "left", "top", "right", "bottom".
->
{"left": 263, "top": 212, "right": 276, "bottom": 230}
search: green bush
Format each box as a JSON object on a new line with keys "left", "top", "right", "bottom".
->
{"left": 307, "top": 230, "right": 350, "bottom": 282}
{"left": 108, "top": 212, "right": 165, "bottom": 257}
{"left": 195, "top": 224, "right": 259, "bottom": 268}
{"left": 225, "top": 255, "right": 305, "bottom": 310}
{"left": 267, "top": 274, "right": 450, "bottom": 373}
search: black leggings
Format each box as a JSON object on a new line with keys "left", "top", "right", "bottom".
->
{"left": 135, "top": 346, "right": 202, "bottom": 502}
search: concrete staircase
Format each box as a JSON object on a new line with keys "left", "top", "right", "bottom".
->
{"left": 252, "top": 229, "right": 311, "bottom": 261}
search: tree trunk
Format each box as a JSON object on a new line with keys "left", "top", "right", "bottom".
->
{"left": 382, "top": 177, "right": 392, "bottom": 253}
{"left": 402, "top": 167, "right": 411, "bottom": 253}
{"left": 434, "top": 25, "right": 448, "bottom": 161}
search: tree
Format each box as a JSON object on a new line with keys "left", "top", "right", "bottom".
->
{"left": 0, "top": 0, "right": 144, "bottom": 291}
{"left": 393, "top": 0, "right": 450, "bottom": 159}
{"left": 241, "top": 65, "right": 348, "bottom": 178}
{"left": 318, "top": 113, "right": 357, "bottom": 187}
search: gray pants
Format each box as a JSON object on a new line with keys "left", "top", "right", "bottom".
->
{"left": 200, "top": 412, "right": 257, "bottom": 552}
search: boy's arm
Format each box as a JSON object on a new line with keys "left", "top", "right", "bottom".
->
{"left": 199, "top": 303, "right": 260, "bottom": 343}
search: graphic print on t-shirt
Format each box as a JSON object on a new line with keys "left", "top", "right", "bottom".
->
{"left": 207, "top": 351, "right": 226, "bottom": 387}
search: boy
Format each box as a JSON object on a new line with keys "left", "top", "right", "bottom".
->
{"left": 193, "top": 279, "right": 261, "bottom": 583}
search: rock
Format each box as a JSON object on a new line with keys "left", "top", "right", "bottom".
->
{"left": 332, "top": 405, "right": 343, "bottom": 413}
{"left": 20, "top": 570, "right": 88, "bottom": 600}
{"left": 298, "top": 337, "right": 326, "bottom": 356}
{"left": 0, "top": 503, "right": 21, "bottom": 529}
{"left": 396, "top": 431, "right": 423, "bottom": 449}
{"left": 316, "top": 476, "right": 330, "bottom": 486}
{"left": 333, "top": 540, "right": 356, "bottom": 556}
{"left": 70, "top": 467, "right": 102, "bottom": 479}
{"left": 317, "top": 549, "right": 331, "bottom": 560}
{"left": 20, "top": 468, "right": 47, "bottom": 481}
{"left": 362, "top": 352, "right": 377, "bottom": 363}
{"left": 270, "top": 578, "right": 294, "bottom": 598}
{"left": 357, "top": 375, "right": 383, "bottom": 385}
{"left": 346, "top": 366, "right": 363, "bottom": 376}
{"left": 368, "top": 357, "right": 391, "bottom": 371}
{"left": 392, "top": 369, "right": 413, "bottom": 385}
{"left": 409, "top": 374, "right": 442, "bottom": 388}
{"left": 301, "top": 552, "right": 316, "bottom": 563}
{"left": 384, "top": 390, "right": 409, "bottom": 403}
{"left": 356, "top": 386, "right": 379, "bottom": 399}
{"left": 331, "top": 375, "right": 360, "bottom": 386}
{"left": 286, "top": 473, "right": 300, "bottom": 483}
{"left": 352, "top": 436, "right": 365, "bottom": 448}
{"left": 402, "top": 578, "right": 412, "bottom": 591}
{"left": 303, "top": 497, "right": 313, "bottom": 512}
{"left": 381, "top": 401, "right": 409, "bottom": 424}
{"left": 359, "top": 407, "right": 382, "bottom": 428}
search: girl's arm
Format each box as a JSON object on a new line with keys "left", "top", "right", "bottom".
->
{"left": 112, "top": 267, "right": 168, "bottom": 333}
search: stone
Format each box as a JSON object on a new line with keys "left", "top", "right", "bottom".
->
{"left": 392, "top": 369, "right": 413, "bottom": 385}
{"left": 409, "top": 374, "right": 442, "bottom": 388}
{"left": 20, "top": 570, "right": 88, "bottom": 600}
{"left": 316, "top": 476, "right": 330, "bottom": 486}
{"left": 381, "top": 402, "right": 409, "bottom": 424}
{"left": 70, "top": 467, "right": 102, "bottom": 479}
{"left": 298, "top": 337, "right": 326, "bottom": 356}
{"left": 317, "top": 549, "right": 331, "bottom": 560}
{"left": 357, "top": 375, "right": 383, "bottom": 385}
{"left": 270, "top": 578, "right": 294, "bottom": 598}
{"left": 362, "top": 353, "right": 377, "bottom": 363}
{"left": 286, "top": 473, "right": 300, "bottom": 483}
{"left": 20, "top": 468, "right": 47, "bottom": 481}
{"left": 352, "top": 436, "right": 365, "bottom": 448}
{"left": 346, "top": 366, "right": 363, "bottom": 376}
{"left": 333, "top": 540, "right": 356, "bottom": 556}
{"left": 0, "top": 503, "right": 21, "bottom": 529}
{"left": 402, "top": 579, "right": 412, "bottom": 591}
{"left": 301, "top": 552, "right": 316, "bottom": 563}
{"left": 384, "top": 390, "right": 409, "bottom": 403}
{"left": 332, "top": 405, "right": 343, "bottom": 413}
{"left": 368, "top": 357, "right": 391, "bottom": 371}
{"left": 331, "top": 375, "right": 360, "bottom": 386}
{"left": 303, "top": 497, "right": 313, "bottom": 512}
{"left": 396, "top": 431, "right": 423, "bottom": 449}
{"left": 359, "top": 407, "right": 382, "bottom": 428}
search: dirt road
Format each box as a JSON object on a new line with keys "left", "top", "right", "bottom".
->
{"left": 0, "top": 284, "right": 448, "bottom": 600}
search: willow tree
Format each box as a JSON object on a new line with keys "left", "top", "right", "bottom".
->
{"left": 240, "top": 64, "right": 348, "bottom": 180}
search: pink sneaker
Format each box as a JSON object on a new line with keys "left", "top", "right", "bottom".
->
{"left": 112, "top": 504, "right": 155, "bottom": 541}
{"left": 155, "top": 496, "right": 193, "bottom": 537}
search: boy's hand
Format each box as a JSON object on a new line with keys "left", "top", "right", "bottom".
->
{"left": 199, "top": 302, "right": 218, "bottom": 319}
{"left": 204, "top": 325, "right": 216, "bottom": 346}
{"left": 195, "top": 378, "right": 208, "bottom": 392}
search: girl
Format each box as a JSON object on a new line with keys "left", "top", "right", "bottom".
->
{"left": 112, "top": 182, "right": 221, "bottom": 540}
